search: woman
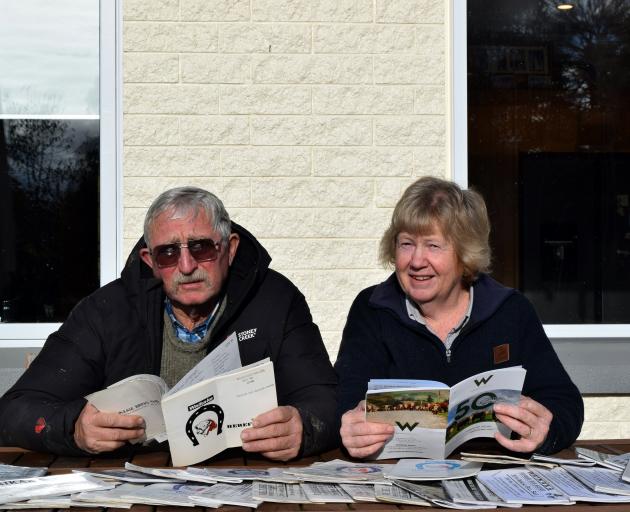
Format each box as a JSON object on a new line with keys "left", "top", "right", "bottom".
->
{"left": 335, "top": 177, "right": 583, "bottom": 458}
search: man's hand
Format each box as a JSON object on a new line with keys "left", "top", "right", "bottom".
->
{"left": 493, "top": 395, "right": 553, "bottom": 453}
{"left": 73, "top": 403, "right": 146, "bottom": 454}
{"left": 240, "top": 406, "right": 303, "bottom": 461}
{"left": 340, "top": 400, "right": 394, "bottom": 459}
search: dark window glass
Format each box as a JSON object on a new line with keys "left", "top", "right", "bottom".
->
{"left": 0, "top": 119, "right": 99, "bottom": 322}
{"left": 467, "top": 0, "right": 630, "bottom": 323}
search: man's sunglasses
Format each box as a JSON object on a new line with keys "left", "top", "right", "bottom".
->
{"left": 150, "top": 238, "right": 222, "bottom": 268}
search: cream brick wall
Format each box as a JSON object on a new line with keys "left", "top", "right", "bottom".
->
{"left": 121, "top": 0, "right": 624, "bottom": 440}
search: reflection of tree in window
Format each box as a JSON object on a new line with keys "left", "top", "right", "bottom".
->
{"left": 0, "top": 119, "right": 99, "bottom": 322}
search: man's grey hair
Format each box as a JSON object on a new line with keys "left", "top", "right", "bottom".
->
{"left": 143, "top": 187, "right": 231, "bottom": 247}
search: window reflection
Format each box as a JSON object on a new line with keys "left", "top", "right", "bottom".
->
{"left": 468, "top": 0, "right": 630, "bottom": 323}
{"left": 0, "top": 119, "right": 99, "bottom": 322}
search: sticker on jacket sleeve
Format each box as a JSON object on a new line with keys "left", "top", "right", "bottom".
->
{"left": 493, "top": 343, "right": 510, "bottom": 365}
{"left": 237, "top": 328, "right": 257, "bottom": 342}
{"left": 34, "top": 417, "right": 46, "bottom": 434}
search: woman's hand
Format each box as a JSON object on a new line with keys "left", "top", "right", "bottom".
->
{"left": 340, "top": 400, "right": 395, "bottom": 458}
{"left": 493, "top": 395, "right": 553, "bottom": 452}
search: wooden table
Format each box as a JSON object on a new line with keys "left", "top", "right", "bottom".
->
{"left": 1, "top": 439, "right": 629, "bottom": 511}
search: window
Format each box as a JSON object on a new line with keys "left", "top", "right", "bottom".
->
{"left": 452, "top": 0, "right": 630, "bottom": 391}
{"left": 0, "top": 0, "right": 120, "bottom": 347}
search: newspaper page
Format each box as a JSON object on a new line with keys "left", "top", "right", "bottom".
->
{"left": 162, "top": 358, "right": 277, "bottom": 466}
{"left": 73, "top": 467, "right": 181, "bottom": 483}
{"left": 575, "top": 447, "right": 627, "bottom": 470}
{"left": 374, "top": 483, "right": 431, "bottom": 506}
{"left": 0, "top": 496, "right": 74, "bottom": 509}
{"left": 531, "top": 453, "right": 596, "bottom": 467}
{"left": 119, "top": 482, "right": 223, "bottom": 507}
{"left": 188, "top": 482, "right": 261, "bottom": 508}
{"left": 189, "top": 467, "right": 295, "bottom": 483}
{"left": 252, "top": 481, "right": 311, "bottom": 503}
{"left": 86, "top": 374, "right": 168, "bottom": 442}
{"left": 0, "top": 464, "right": 47, "bottom": 481}
{"left": 444, "top": 366, "right": 525, "bottom": 456}
{"left": 366, "top": 367, "right": 525, "bottom": 459}
{"left": 0, "top": 473, "right": 115, "bottom": 505}
{"left": 286, "top": 459, "right": 391, "bottom": 483}
{"left": 460, "top": 452, "right": 555, "bottom": 468}
{"left": 385, "top": 459, "right": 483, "bottom": 481}
{"left": 339, "top": 483, "right": 378, "bottom": 502}
{"left": 476, "top": 468, "right": 574, "bottom": 505}
{"left": 391, "top": 480, "right": 474, "bottom": 509}
{"left": 299, "top": 482, "right": 354, "bottom": 503}
{"left": 85, "top": 332, "right": 241, "bottom": 443}
{"left": 123, "top": 462, "right": 190, "bottom": 482}
{"left": 442, "top": 477, "right": 522, "bottom": 508}
{"left": 564, "top": 466, "right": 630, "bottom": 496}
{"left": 531, "top": 467, "right": 630, "bottom": 503}
{"left": 165, "top": 332, "right": 240, "bottom": 396}
{"left": 73, "top": 482, "right": 146, "bottom": 507}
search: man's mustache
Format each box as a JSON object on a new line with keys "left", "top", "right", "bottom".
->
{"left": 173, "top": 269, "right": 210, "bottom": 286}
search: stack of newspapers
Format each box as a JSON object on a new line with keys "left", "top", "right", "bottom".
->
{"left": 1, "top": 448, "right": 629, "bottom": 509}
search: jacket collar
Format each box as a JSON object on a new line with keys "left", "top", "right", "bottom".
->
{"left": 369, "top": 272, "right": 515, "bottom": 327}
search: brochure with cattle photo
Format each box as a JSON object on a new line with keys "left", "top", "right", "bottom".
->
{"left": 86, "top": 332, "right": 277, "bottom": 466}
{"left": 365, "top": 366, "right": 526, "bottom": 459}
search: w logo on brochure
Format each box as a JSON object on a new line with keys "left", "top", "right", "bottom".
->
{"left": 474, "top": 375, "right": 494, "bottom": 386}
{"left": 396, "top": 421, "right": 419, "bottom": 431}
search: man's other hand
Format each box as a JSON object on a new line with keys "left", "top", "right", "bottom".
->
{"left": 240, "top": 405, "right": 303, "bottom": 461}
{"left": 73, "top": 403, "right": 146, "bottom": 453}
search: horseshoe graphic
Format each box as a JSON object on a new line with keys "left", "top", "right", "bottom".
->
{"left": 185, "top": 404, "right": 224, "bottom": 446}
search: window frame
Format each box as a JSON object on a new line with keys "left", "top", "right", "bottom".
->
{"left": 0, "top": 0, "right": 122, "bottom": 348}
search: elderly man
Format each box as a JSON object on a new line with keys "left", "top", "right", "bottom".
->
{"left": 0, "top": 187, "right": 337, "bottom": 461}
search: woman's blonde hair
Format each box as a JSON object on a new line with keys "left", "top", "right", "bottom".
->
{"left": 379, "top": 177, "right": 491, "bottom": 284}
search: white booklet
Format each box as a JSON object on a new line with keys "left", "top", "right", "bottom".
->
{"left": 86, "top": 332, "right": 277, "bottom": 466}
{"left": 623, "top": 460, "right": 630, "bottom": 483}
{"left": 575, "top": 447, "right": 630, "bottom": 470}
{"left": 366, "top": 366, "right": 526, "bottom": 459}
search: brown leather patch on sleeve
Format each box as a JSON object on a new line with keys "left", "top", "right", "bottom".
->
{"left": 493, "top": 343, "right": 510, "bottom": 364}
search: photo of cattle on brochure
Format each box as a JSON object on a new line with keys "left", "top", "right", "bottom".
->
{"left": 445, "top": 388, "right": 522, "bottom": 442}
{"left": 366, "top": 389, "right": 449, "bottom": 430}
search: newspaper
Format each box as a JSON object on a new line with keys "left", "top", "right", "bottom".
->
{"left": 123, "top": 462, "right": 190, "bottom": 481}
{"left": 366, "top": 366, "right": 525, "bottom": 459}
{"left": 564, "top": 465, "right": 630, "bottom": 496}
{"left": 392, "top": 480, "right": 479, "bottom": 508}
{"left": 74, "top": 467, "right": 181, "bottom": 483}
{"left": 575, "top": 447, "right": 629, "bottom": 470}
{"left": 118, "top": 482, "right": 222, "bottom": 507}
{"left": 374, "top": 483, "right": 431, "bottom": 506}
{"left": 623, "top": 459, "right": 630, "bottom": 483}
{"left": 285, "top": 459, "right": 391, "bottom": 484}
{"left": 339, "top": 483, "right": 378, "bottom": 502}
{"left": 442, "top": 477, "right": 522, "bottom": 508}
{"left": 476, "top": 468, "right": 574, "bottom": 505}
{"left": 0, "top": 496, "right": 74, "bottom": 509}
{"left": 0, "top": 464, "right": 47, "bottom": 481}
{"left": 531, "top": 466, "right": 630, "bottom": 503}
{"left": 187, "top": 466, "right": 295, "bottom": 483}
{"left": 251, "top": 481, "right": 311, "bottom": 503}
{"left": 299, "top": 482, "right": 354, "bottom": 503}
{"left": 460, "top": 452, "right": 555, "bottom": 468}
{"left": 188, "top": 482, "right": 261, "bottom": 508}
{"left": 163, "top": 358, "right": 277, "bottom": 466}
{"left": 385, "top": 459, "right": 483, "bottom": 481}
{"left": 531, "top": 453, "right": 596, "bottom": 467}
{"left": 0, "top": 473, "right": 115, "bottom": 505}
{"left": 86, "top": 331, "right": 241, "bottom": 443}
{"left": 72, "top": 482, "right": 145, "bottom": 507}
